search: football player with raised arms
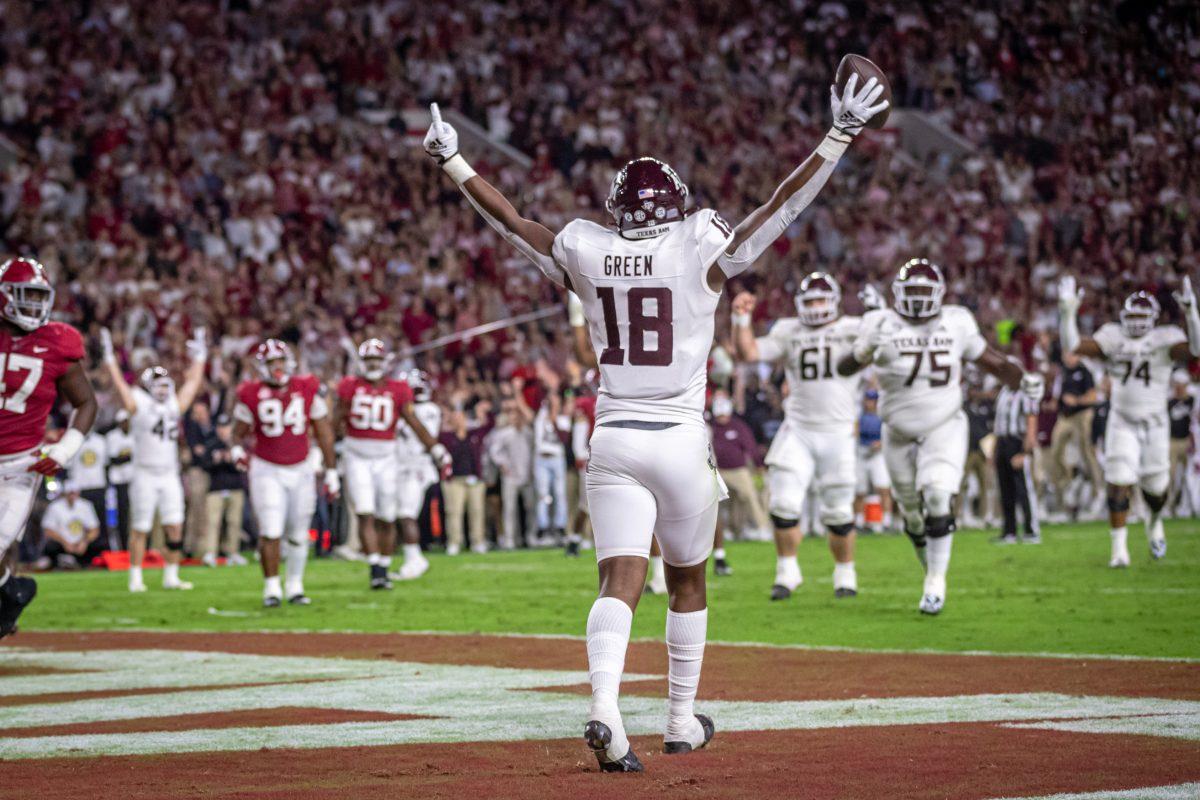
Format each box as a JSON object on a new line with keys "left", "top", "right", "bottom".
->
{"left": 1057, "top": 274, "right": 1200, "bottom": 566}
{"left": 425, "top": 71, "right": 888, "bottom": 771}
{"left": 231, "top": 339, "right": 338, "bottom": 607}
{"left": 101, "top": 326, "right": 207, "bottom": 593}
{"left": 0, "top": 257, "right": 97, "bottom": 638}
{"left": 837, "top": 259, "right": 1043, "bottom": 615}
{"left": 731, "top": 272, "right": 863, "bottom": 600}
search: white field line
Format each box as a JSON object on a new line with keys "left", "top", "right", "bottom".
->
{"left": 985, "top": 783, "right": 1200, "bottom": 800}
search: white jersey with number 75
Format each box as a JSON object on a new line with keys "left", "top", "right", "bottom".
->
{"left": 552, "top": 210, "right": 733, "bottom": 427}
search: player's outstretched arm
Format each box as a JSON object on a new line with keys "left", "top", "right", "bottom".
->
{"left": 1056, "top": 275, "right": 1104, "bottom": 359}
{"left": 176, "top": 328, "right": 208, "bottom": 413}
{"left": 99, "top": 328, "right": 137, "bottom": 414}
{"left": 1172, "top": 275, "right": 1200, "bottom": 360}
{"left": 423, "top": 104, "right": 565, "bottom": 287}
{"left": 976, "top": 346, "right": 1024, "bottom": 390}
{"left": 567, "top": 292, "right": 597, "bottom": 369}
{"left": 398, "top": 401, "right": 453, "bottom": 479}
{"left": 729, "top": 292, "right": 762, "bottom": 361}
{"left": 713, "top": 74, "right": 888, "bottom": 288}
{"left": 29, "top": 361, "right": 98, "bottom": 476}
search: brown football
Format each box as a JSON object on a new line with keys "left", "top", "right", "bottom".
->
{"left": 835, "top": 54, "right": 892, "bottom": 129}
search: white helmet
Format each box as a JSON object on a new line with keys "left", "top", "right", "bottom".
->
{"left": 795, "top": 272, "right": 841, "bottom": 327}
{"left": 892, "top": 258, "right": 946, "bottom": 320}
{"left": 140, "top": 366, "right": 175, "bottom": 403}
{"left": 357, "top": 338, "right": 393, "bottom": 381}
{"left": 1119, "top": 291, "right": 1159, "bottom": 338}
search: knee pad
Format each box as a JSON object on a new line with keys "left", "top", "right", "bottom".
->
{"left": 818, "top": 485, "right": 856, "bottom": 528}
{"left": 920, "top": 488, "right": 953, "bottom": 518}
{"left": 924, "top": 514, "right": 956, "bottom": 539}
{"left": 827, "top": 522, "right": 854, "bottom": 538}
{"left": 165, "top": 539, "right": 183, "bottom": 552}
{"left": 771, "top": 514, "right": 799, "bottom": 530}
{"left": 904, "top": 523, "right": 927, "bottom": 550}
{"left": 1106, "top": 487, "right": 1131, "bottom": 513}
{"left": 1140, "top": 472, "right": 1170, "bottom": 499}
{"left": 1141, "top": 489, "right": 1166, "bottom": 514}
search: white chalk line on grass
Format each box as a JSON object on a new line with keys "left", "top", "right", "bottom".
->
{"left": 986, "top": 783, "right": 1200, "bottom": 800}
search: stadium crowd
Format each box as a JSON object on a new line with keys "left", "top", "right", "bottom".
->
{"left": 3, "top": 0, "right": 1199, "bottom": 563}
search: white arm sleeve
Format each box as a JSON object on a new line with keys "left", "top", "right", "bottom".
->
{"left": 1183, "top": 306, "right": 1200, "bottom": 357}
{"left": 460, "top": 189, "right": 565, "bottom": 288}
{"left": 716, "top": 158, "right": 838, "bottom": 278}
{"left": 1060, "top": 308, "right": 1081, "bottom": 354}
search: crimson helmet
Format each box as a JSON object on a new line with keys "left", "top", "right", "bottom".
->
{"left": 1119, "top": 291, "right": 1159, "bottom": 338}
{"left": 139, "top": 366, "right": 175, "bottom": 403}
{"left": 253, "top": 339, "right": 296, "bottom": 386}
{"left": 892, "top": 258, "right": 946, "bottom": 320}
{"left": 0, "top": 257, "right": 55, "bottom": 331}
{"left": 401, "top": 368, "right": 431, "bottom": 401}
{"left": 796, "top": 272, "right": 842, "bottom": 327}
{"left": 357, "top": 338, "right": 393, "bottom": 381}
{"left": 605, "top": 157, "right": 688, "bottom": 239}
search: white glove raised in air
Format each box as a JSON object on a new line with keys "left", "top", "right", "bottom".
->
{"left": 1020, "top": 372, "right": 1045, "bottom": 404}
{"left": 99, "top": 327, "right": 116, "bottom": 364}
{"left": 858, "top": 283, "right": 884, "bottom": 312}
{"left": 1173, "top": 275, "right": 1196, "bottom": 311}
{"left": 830, "top": 74, "right": 889, "bottom": 137}
{"left": 1057, "top": 274, "right": 1083, "bottom": 317}
{"left": 185, "top": 326, "right": 208, "bottom": 364}
{"left": 423, "top": 103, "right": 459, "bottom": 164}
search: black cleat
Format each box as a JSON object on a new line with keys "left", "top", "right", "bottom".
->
{"left": 834, "top": 587, "right": 858, "bottom": 598}
{"left": 713, "top": 558, "right": 732, "bottom": 576}
{"left": 584, "top": 720, "right": 644, "bottom": 773}
{"left": 287, "top": 593, "right": 312, "bottom": 606}
{"left": 0, "top": 576, "right": 37, "bottom": 639}
{"left": 369, "top": 564, "right": 392, "bottom": 590}
{"left": 565, "top": 540, "right": 581, "bottom": 558}
{"left": 263, "top": 595, "right": 282, "bottom": 608}
{"left": 769, "top": 584, "right": 792, "bottom": 601}
{"left": 664, "top": 714, "right": 715, "bottom": 754}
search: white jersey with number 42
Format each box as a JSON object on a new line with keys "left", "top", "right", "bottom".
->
{"left": 1093, "top": 322, "right": 1185, "bottom": 423}
{"left": 860, "top": 305, "right": 986, "bottom": 438}
{"left": 130, "top": 386, "right": 182, "bottom": 471}
{"left": 552, "top": 210, "right": 733, "bottom": 426}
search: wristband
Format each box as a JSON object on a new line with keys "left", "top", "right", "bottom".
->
{"left": 817, "top": 128, "right": 852, "bottom": 162}
{"left": 442, "top": 154, "right": 476, "bottom": 185}
{"left": 731, "top": 311, "right": 752, "bottom": 328}
{"left": 568, "top": 292, "right": 586, "bottom": 327}
{"left": 46, "top": 428, "right": 85, "bottom": 464}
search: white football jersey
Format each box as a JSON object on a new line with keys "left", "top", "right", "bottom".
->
{"left": 1093, "top": 323, "right": 1185, "bottom": 422}
{"left": 552, "top": 210, "right": 732, "bottom": 426}
{"left": 130, "top": 387, "right": 182, "bottom": 471}
{"left": 756, "top": 315, "right": 862, "bottom": 429}
{"left": 396, "top": 400, "right": 441, "bottom": 466}
{"left": 861, "top": 305, "right": 987, "bottom": 437}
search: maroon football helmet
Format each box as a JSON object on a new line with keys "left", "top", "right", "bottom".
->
{"left": 796, "top": 272, "right": 842, "bottom": 326}
{"left": 605, "top": 157, "right": 688, "bottom": 238}
{"left": 1119, "top": 291, "right": 1159, "bottom": 338}
{"left": 0, "top": 257, "right": 55, "bottom": 331}
{"left": 892, "top": 258, "right": 946, "bottom": 320}
{"left": 253, "top": 339, "right": 296, "bottom": 386}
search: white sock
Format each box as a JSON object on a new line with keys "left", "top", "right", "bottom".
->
{"left": 367, "top": 552, "right": 381, "bottom": 566}
{"left": 649, "top": 556, "right": 665, "bottom": 583}
{"left": 1111, "top": 526, "right": 1129, "bottom": 553}
{"left": 129, "top": 565, "right": 143, "bottom": 586}
{"left": 833, "top": 561, "right": 857, "bottom": 591}
{"left": 586, "top": 596, "right": 633, "bottom": 758}
{"left": 712, "top": 548, "right": 726, "bottom": 561}
{"left": 380, "top": 555, "right": 392, "bottom": 568}
{"left": 665, "top": 607, "right": 707, "bottom": 734}
{"left": 285, "top": 539, "right": 308, "bottom": 593}
{"left": 163, "top": 563, "right": 179, "bottom": 584}
{"left": 264, "top": 575, "right": 282, "bottom": 598}
{"left": 403, "top": 543, "right": 423, "bottom": 562}
{"left": 774, "top": 556, "right": 801, "bottom": 589}
{"left": 926, "top": 535, "right": 953, "bottom": 581}
{"left": 855, "top": 512, "right": 865, "bottom": 528}
{"left": 1144, "top": 514, "right": 1164, "bottom": 543}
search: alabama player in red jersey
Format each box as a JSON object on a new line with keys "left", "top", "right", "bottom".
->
{"left": 0, "top": 257, "right": 97, "bottom": 638}
{"left": 334, "top": 339, "right": 452, "bottom": 590}
{"left": 231, "top": 339, "right": 338, "bottom": 607}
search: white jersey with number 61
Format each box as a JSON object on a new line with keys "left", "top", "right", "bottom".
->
{"left": 552, "top": 210, "right": 733, "bottom": 426}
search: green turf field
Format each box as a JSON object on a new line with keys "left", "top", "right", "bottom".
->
{"left": 18, "top": 520, "right": 1200, "bottom": 659}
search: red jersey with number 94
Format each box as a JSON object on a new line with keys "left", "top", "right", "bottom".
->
{"left": 336, "top": 376, "right": 413, "bottom": 443}
{"left": 234, "top": 375, "right": 327, "bottom": 466}
{"left": 0, "top": 321, "right": 85, "bottom": 456}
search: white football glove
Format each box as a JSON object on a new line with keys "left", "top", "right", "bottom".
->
{"left": 423, "top": 103, "right": 459, "bottom": 164}
{"left": 1173, "top": 275, "right": 1196, "bottom": 311}
{"left": 1057, "top": 274, "right": 1083, "bottom": 317}
{"left": 858, "top": 283, "right": 884, "bottom": 312}
{"left": 185, "top": 326, "right": 208, "bottom": 364}
{"left": 830, "top": 74, "right": 889, "bottom": 137}
{"left": 230, "top": 444, "right": 248, "bottom": 471}
{"left": 1020, "top": 372, "right": 1045, "bottom": 404}
{"left": 323, "top": 468, "right": 341, "bottom": 499}
{"left": 99, "top": 327, "right": 116, "bottom": 364}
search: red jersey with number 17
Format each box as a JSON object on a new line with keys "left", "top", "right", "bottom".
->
{"left": 0, "top": 321, "right": 85, "bottom": 456}
{"left": 233, "top": 375, "right": 327, "bottom": 466}
{"left": 336, "top": 376, "right": 413, "bottom": 441}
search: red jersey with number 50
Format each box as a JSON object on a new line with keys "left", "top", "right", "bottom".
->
{"left": 336, "top": 376, "right": 413, "bottom": 441}
{"left": 234, "top": 375, "right": 327, "bottom": 466}
{"left": 0, "top": 321, "right": 85, "bottom": 455}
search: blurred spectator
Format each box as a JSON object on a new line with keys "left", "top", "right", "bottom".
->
{"left": 183, "top": 403, "right": 214, "bottom": 556}
{"left": 854, "top": 391, "right": 894, "bottom": 533}
{"left": 104, "top": 411, "right": 135, "bottom": 550}
{"left": 532, "top": 390, "right": 570, "bottom": 544}
{"left": 709, "top": 390, "right": 770, "bottom": 541}
{"left": 40, "top": 481, "right": 103, "bottom": 569}
{"left": 1046, "top": 350, "right": 1102, "bottom": 516}
{"left": 440, "top": 407, "right": 492, "bottom": 554}
{"left": 69, "top": 429, "right": 110, "bottom": 550}
{"left": 194, "top": 414, "right": 248, "bottom": 566}
{"left": 487, "top": 398, "right": 536, "bottom": 549}
{"left": 1167, "top": 371, "right": 1194, "bottom": 517}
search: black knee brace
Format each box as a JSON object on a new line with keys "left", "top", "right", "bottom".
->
{"left": 1107, "top": 490, "right": 1130, "bottom": 514}
{"left": 827, "top": 522, "right": 854, "bottom": 537}
{"left": 771, "top": 514, "right": 799, "bottom": 530}
{"left": 924, "top": 515, "right": 956, "bottom": 539}
{"left": 1141, "top": 490, "right": 1166, "bottom": 514}
{"left": 904, "top": 524, "right": 926, "bottom": 550}
{"left": 165, "top": 539, "right": 183, "bottom": 552}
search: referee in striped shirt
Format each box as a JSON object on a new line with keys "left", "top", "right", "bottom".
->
{"left": 994, "top": 380, "right": 1041, "bottom": 543}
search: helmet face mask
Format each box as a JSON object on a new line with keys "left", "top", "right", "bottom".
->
{"left": 401, "top": 369, "right": 431, "bottom": 401}
{"left": 140, "top": 366, "right": 175, "bottom": 403}
{"left": 605, "top": 157, "right": 688, "bottom": 239}
{"left": 892, "top": 258, "right": 946, "bottom": 320}
{"left": 795, "top": 272, "right": 841, "bottom": 327}
{"left": 1120, "top": 292, "right": 1159, "bottom": 338}
{"left": 0, "top": 258, "right": 55, "bottom": 331}
{"left": 254, "top": 339, "right": 296, "bottom": 387}
{"left": 357, "top": 338, "right": 392, "bottom": 382}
